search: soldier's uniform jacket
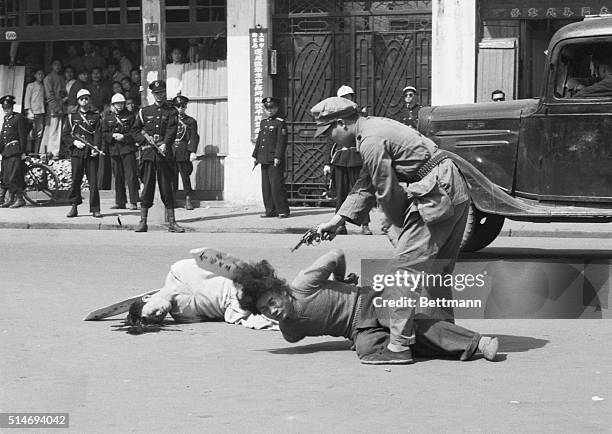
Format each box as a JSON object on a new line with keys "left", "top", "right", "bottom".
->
{"left": 252, "top": 116, "right": 287, "bottom": 164}
{"left": 174, "top": 114, "right": 199, "bottom": 162}
{"left": 324, "top": 142, "right": 363, "bottom": 168}
{"left": 398, "top": 103, "right": 421, "bottom": 129}
{"left": 101, "top": 109, "right": 136, "bottom": 156}
{"left": 0, "top": 112, "right": 27, "bottom": 157}
{"left": 61, "top": 109, "right": 102, "bottom": 159}
{"left": 130, "top": 101, "right": 178, "bottom": 161}
{"left": 338, "top": 116, "right": 469, "bottom": 227}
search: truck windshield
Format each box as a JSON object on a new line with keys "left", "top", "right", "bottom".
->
{"left": 555, "top": 42, "right": 612, "bottom": 98}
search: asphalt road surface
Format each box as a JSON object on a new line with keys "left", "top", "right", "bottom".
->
{"left": 1, "top": 230, "right": 611, "bottom": 432}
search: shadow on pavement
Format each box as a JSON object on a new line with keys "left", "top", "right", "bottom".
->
{"left": 264, "top": 340, "right": 353, "bottom": 354}
{"left": 178, "top": 208, "right": 333, "bottom": 224}
{"left": 492, "top": 334, "right": 549, "bottom": 352}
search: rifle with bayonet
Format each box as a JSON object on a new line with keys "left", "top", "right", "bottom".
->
{"left": 141, "top": 130, "right": 168, "bottom": 157}
{"left": 73, "top": 125, "right": 106, "bottom": 156}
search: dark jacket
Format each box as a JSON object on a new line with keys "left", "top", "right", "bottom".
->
{"left": 130, "top": 102, "right": 178, "bottom": 162}
{"left": 398, "top": 103, "right": 421, "bottom": 129}
{"left": 101, "top": 108, "right": 136, "bottom": 156}
{"left": 62, "top": 109, "right": 102, "bottom": 159}
{"left": 252, "top": 116, "right": 287, "bottom": 164}
{"left": 324, "top": 142, "right": 363, "bottom": 168}
{"left": 0, "top": 112, "right": 28, "bottom": 157}
{"left": 173, "top": 114, "right": 199, "bottom": 162}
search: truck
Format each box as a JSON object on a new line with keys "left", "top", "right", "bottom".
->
{"left": 418, "top": 15, "right": 612, "bottom": 252}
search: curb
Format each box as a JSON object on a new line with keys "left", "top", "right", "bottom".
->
{"left": 0, "top": 221, "right": 611, "bottom": 238}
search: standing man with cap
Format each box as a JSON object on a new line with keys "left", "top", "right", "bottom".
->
{"left": 130, "top": 80, "right": 184, "bottom": 233}
{"left": 397, "top": 85, "right": 421, "bottom": 129}
{"left": 311, "top": 96, "right": 470, "bottom": 365}
{"left": 252, "top": 97, "right": 290, "bottom": 218}
{"left": 172, "top": 95, "right": 198, "bottom": 211}
{"left": 324, "top": 85, "right": 372, "bottom": 235}
{"left": 0, "top": 95, "right": 28, "bottom": 208}
{"left": 102, "top": 93, "right": 139, "bottom": 210}
{"left": 62, "top": 88, "right": 104, "bottom": 218}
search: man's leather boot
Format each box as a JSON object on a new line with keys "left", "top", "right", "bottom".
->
{"left": 2, "top": 193, "right": 15, "bottom": 208}
{"left": 66, "top": 205, "right": 78, "bottom": 218}
{"left": 185, "top": 195, "right": 194, "bottom": 210}
{"left": 9, "top": 192, "right": 26, "bottom": 208}
{"left": 134, "top": 207, "right": 148, "bottom": 232}
{"left": 166, "top": 208, "right": 185, "bottom": 233}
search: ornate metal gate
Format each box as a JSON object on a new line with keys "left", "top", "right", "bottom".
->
{"left": 272, "top": 0, "right": 432, "bottom": 203}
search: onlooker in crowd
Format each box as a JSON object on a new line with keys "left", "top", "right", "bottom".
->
{"left": 88, "top": 67, "right": 112, "bottom": 113}
{"left": 127, "top": 40, "right": 141, "bottom": 66}
{"left": 106, "top": 61, "right": 126, "bottom": 84}
{"left": 111, "top": 81, "right": 124, "bottom": 96}
{"left": 63, "top": 44, "right": 83, "bottom": 73}
{"left": 324, "top": 85, "right": 372, "bottom": 236}
{"left": 121, "top": 77, "right": 140, "bottom": 106}
{"left": 40, "top": 59, "right": 65, "bottom": 157}
{"left": 23, "top": 69, "right": 46, "bottom": 154}
{"left": 172, "top": 95, "right": 198, "bottom": 210}
{"left": 82, "top": 41, "right": 106, "bottom": 72}
{"left": 397, "top": 85, "right": 420, "bottom": 129}
{"left": 187, "top": 38, "right": 199, "bottom": 63}
{"left": 0, "top": 95, "right": 28, "bottom": 208}
{"left": 491, "top": 89, "right": 506, "bottom": 102}
{"left": 125, "top": 96, "right": 136, "bottom": 114}
{"left": 63, "top": 88, "right": 103, "bottom": 219}
{"left": 113, "top": 48, "right": 133, "bottom": 78}
{"left": 63, "top": 66, "right": 76, "bottom": 111}
{"left": 130, "top": 68, "right": 142, "bottom": 90}
{"left": 101, "top": 46, "right": 112, "bottom": 65}
{"left": 170, "top": 47, "right": 184, "bottom": 64}
{"left": 67, "top": 70, "right": 89, "bottom": 114}
{"left": 102, "top": 93, "right": 139, "bottom": 210}
{"left": 252, "top": 97, "right": 290, "bottom": 219}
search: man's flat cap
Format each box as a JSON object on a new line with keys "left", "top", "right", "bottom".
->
{"left": 0, "top": 95, "right": 16, "bottom": 106}
{"left": 149, "top": 80, "right": 166, "bottom": 92}
{"left": 172, "top": 95, "right": 190, "bottom": 106}
{"left": 310, "top": 96, "right": 358, "bottom": 137}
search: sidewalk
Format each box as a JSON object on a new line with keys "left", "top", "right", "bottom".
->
{"left": 0, "top": 191, "right": 611, "bottom": 237}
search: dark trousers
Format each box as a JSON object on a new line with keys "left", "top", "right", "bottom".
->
{"left": 111, "top": 153, "right": 139, "bottom": 206}
{"left": 260, "top": 164, "right": 289, "bottom": 215}
{"left": 29, "top": 114, "right": 45, "bottom": 154}
{"left": 140, "top": 160, "right": 175, "bottom": 209}
{"left": 353, "top": 319, "right": 480, "bottom": 361}
{"left": 97, "top": 153, "right": 112, "bottom": 190}
{"left": 1, "top": 156, "right": 25, "bottom": 193}
{"left": 175, "top": 161, "right": 193, "bottom": 196}
{"left": 69, "top": 156, "right": 100, "bottom": 212}
{"left": 334, "top": 165, "right": 369, "bottom": 224}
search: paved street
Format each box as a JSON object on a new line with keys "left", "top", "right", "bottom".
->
{"left": 1, "top": 230, "right": 611, "bottom": 432}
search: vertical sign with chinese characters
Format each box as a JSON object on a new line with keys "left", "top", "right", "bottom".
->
{"left": 250, "top": 28, "right": 269, "bottom": 142}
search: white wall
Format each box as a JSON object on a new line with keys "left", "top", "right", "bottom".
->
{"left": 224, "top": 0, "right": 270, "bottom": 203}
{"left": 431, "top": 0, "right": 477, "bottom": 105}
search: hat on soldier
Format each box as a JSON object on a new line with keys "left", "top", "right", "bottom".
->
{"left": 111, "top": 93, "right": 126, "bottom": 104}
{"left": 336, "top": 85, "right": 354, "bottom": 97}
{"left": 172, "top": 95, "right": 190, "bottom": 106}
{"left": 310, "top": 96, "right": 358, "bottom": 137}
{"left": 76, "top": 88, "right": 91, "bottom": 99}
{"left": 262, "top": 97, "right": 280, "bottom": 108}
{"left": 402, "top": 85, "right": 417, "bottom": 95}
{"left": 0, "top": 94, "right": 16, "bottom": 107}
{"left": 149, "top": 80, "right": 167, "bottom": 93}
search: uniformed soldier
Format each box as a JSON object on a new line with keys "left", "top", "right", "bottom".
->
{"left": 102, "top": 93, "right": 139, "bottom": 210}
{"left": 0, "top": 95, "right": 28, "bottom": 208}
{"left": 252, "top": 97, "right": 290, "bottom": 218}
{"left": 62, "top": 88, "right": 104, "bottom": 218}
{"left": 172, "top": 95, "right": 198, "bottom": 211}
{"left": 323, "top": 85, "right": 372, "bottom": 235}
{"left": 130, "top": 80, "right": 184, "bottom": 233}
{"left": 312, "top": 97, "right": 470, "bottom": 365}
{"left": 397, "top": 85, "right": 421, "bottom": 129}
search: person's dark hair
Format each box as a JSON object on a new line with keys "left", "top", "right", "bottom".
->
{"left": 91, "top": 67, "right": 102, "bottom": 74}
{"left": 124, "top": 298, "right": 165, "bottom": 334}
{"left": 130, "top": 68, "right": 140, "bottom": 76}
{"left": 234, "top": 260, "right": 289, "bottom": 314}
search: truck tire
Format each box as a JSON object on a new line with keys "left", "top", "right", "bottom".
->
{"left": 460, "top": 204, "right": 505, "bottom": 252}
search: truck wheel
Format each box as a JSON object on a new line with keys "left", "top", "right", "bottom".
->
{"left": 460, "top": 205, "right": 505, "bottom": 252}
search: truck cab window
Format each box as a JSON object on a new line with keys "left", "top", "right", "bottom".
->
{"left": 555, "top": 42, "right": 612, "bottom": 98}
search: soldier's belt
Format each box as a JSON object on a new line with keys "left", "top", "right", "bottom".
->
{"left": 415, "top": 151, "right": 450, "bottom": 181}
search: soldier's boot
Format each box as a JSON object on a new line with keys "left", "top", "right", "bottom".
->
{"left": 1, "top": 193, "right": 15, "bottom": 208}
{"left": 9, "top": 192, "right": 26, "bottom": 208}
{"left": 66, "top": 205, "right": 78, "bottom": 218}
{"left": 0, "top": 188, "right": 6, "bottom": 205}
{"left": 185, "top": 195, "right": 194, "bottom": 210}
{"left": 134, "top": 207, "right": 148, "bottom": 232}
{"left": 166, "top": 208, "right": 185, "bottom": 233}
